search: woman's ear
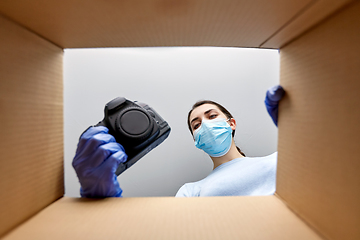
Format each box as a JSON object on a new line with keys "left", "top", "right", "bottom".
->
{"left": 229, "top": 118, "right": 236, "bottom": 131}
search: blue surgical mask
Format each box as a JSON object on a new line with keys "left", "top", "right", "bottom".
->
{"left": 194, "top": 118, "right": 232, "bottom": 157}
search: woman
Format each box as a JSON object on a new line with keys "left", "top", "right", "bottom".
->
{"left": 175, "top": 100, "right": 277, "bottom": 197}
{"left": 72, "top": 86, "right": 284, "bottom": 198}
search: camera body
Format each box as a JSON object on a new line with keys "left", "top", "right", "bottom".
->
{"left": 96, "top": 97, "right": 171, "bottom": 175}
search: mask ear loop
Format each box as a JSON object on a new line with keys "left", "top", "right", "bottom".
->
{"left": 225, "top": 118, "right": 232, "bottom": 126}
{"left": 226, "top": 118, "right": 235, "bottom": 138}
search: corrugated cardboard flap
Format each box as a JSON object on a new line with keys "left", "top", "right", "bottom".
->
{"left": 0, "top": 0, "right": 349, "bottom": 49}
{"left": 3, "top": 196, "right": 323, "bottom": 240}
{"left": 0, "top": 13, "right": 63, "bottom": 237}
{"left": 1, "top": 0, "right": 359, "bottom": 239}
{"left": 277, "top": 1, "right": 360, "bottom": 240}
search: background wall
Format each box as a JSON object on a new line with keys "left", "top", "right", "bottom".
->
{"left": 64, "top": 47, "right": 279, "bottom": 197}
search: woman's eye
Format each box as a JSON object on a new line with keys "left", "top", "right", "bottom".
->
{"left": 193, "top": 123, "right": 200, "bottom": 130}
{"left": 209, "top": 114, "right": 217, "bottom": 119}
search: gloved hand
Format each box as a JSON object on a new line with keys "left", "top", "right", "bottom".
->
{"left": 72, "top": 126, "right": 127, "bottom": 198}
{"left": 265, "top": 85, "right": 285, "bottom": 126}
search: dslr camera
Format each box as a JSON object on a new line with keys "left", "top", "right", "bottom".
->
{"left": 95, "top": 97, "right": 171, "bottom": 175}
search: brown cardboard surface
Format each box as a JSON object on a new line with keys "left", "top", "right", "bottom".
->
{"left": 0, "top": 15, "right": 64, "bottom": 236}
{"left": 0, "top": 0, "right": 312, "bottom": 49}
{"left": 277, "top": 1, "right": 360, "bottom": 240}
{"left": 3, "top": 196, "right": 323, "bottom": 240}
{"left": 261, "top": 0, "right": 354, "bottom": 48}
{"left": 0, "top": 1, "right": 358, "bottom": 239}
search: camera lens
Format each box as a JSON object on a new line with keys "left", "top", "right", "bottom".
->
{"left": 116, "top": 108, "right": 154, "bottom": 142}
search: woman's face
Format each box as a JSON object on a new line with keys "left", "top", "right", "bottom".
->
{"left": 189, "top": 103, "right": 235, "bottom": 134}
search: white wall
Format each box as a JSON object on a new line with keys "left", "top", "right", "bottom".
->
{"left": 64, "top": 47, "right": 279, "bottom": 197}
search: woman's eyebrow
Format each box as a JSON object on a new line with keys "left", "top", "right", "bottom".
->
{"left": 190, "top": 117, "right": 200, "bottom": 125}
{"left": 204, "top": 109, "right": 216, "bottom": 115}
{"left": 190, "top": 109, "right": 216, "bottom": 125}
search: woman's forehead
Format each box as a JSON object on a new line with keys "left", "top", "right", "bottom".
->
{"left": 190, "top": 103, "right": 221, "bottom": 120}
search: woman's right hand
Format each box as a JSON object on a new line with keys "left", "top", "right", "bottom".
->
{"left": 72, "top": 126, "right": 128, "bottom": 198}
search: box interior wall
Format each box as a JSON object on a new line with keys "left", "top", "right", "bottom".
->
{"left": 0, "top": 1, "right": 359, "bottom": 239}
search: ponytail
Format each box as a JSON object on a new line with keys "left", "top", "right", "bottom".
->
{"left": 236, "top": 146, "right": 246, "bottom": 157}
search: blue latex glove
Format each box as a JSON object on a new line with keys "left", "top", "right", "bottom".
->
{"left": 265, "top": 85, "right": 285, "bottom": 126}
{"left": 72, "top": 126, "right": 127, "bottom": 198}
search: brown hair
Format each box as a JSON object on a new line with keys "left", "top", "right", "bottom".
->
{"left": 187, "top": 100, "right": 246, "bottom": 157}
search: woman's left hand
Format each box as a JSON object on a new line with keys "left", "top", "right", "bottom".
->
{"left": 265, "top": 85, "right": 285, "bottom": 127}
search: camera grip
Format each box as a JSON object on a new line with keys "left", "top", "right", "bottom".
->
{"left": 95, "top": 121, "right": 106, "bottom": 127}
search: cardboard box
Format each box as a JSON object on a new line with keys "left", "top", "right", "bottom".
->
{"left": 0, "top": 0, "right": 359, "bottom": 239}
